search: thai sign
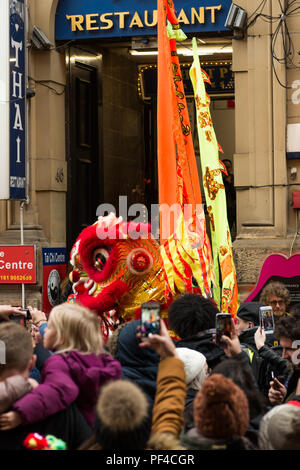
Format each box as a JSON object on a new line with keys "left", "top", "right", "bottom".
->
{"left": 0, "top": 0, "right": 26, "bottom": 200}
{"left": 55, "top": 0, "right": 232, "bottom": 39}
{"left": 10, "top": 0, "right": 26, "bottom": 199}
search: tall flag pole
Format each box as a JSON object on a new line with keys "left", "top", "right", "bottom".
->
{"left": 157, "top": 0, "right": 215, "bottom": 301}
{"left": 190, "top": 37, "right": 239, "bottom": 315}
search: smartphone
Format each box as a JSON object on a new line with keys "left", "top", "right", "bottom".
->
{"left": 9, "top": 308, "right": 31, "bottom": 327}
{"left": 259, "top": 306, "right": 274, "bottom": 334}
{"left": 140, "top": 301, "right": 161, "bottom": 341}
{"left": 215, "top": 313, "right": 231, "bottom": 346}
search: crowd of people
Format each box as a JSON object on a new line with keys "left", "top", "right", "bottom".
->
{"left": 0, "top": 280, "right": 299, "bottom": 451}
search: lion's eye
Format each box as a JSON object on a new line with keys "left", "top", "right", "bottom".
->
{"left": 93, "top": 248, "right": 110, "bottom": 271}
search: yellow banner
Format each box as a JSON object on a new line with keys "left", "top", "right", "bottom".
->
{"left": 189, "top": 37, "right": 239, "bottom": 315}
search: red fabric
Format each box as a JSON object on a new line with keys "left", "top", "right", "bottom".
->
{"left": 287, "top": 400, "right": 300, "bottom": 408}
{"left": 76, "top": 280, "right": 129, "bottom": 313}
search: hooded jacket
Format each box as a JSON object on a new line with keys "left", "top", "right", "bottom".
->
{"left": 114, "top": 320, "right": 160, "bottom": 409}
{"left": 12, "top": 351, "right": 122, "bottom": 428}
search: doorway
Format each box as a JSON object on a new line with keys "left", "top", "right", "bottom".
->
{"left": 65, "top": 48, "right": 103, "bottom": 253}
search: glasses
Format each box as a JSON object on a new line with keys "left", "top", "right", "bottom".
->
{"left": 269, "top": 300, "right": 285, "bottom": 307}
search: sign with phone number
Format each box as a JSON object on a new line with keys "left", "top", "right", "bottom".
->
{"left": 0, "top": 245, "right": 36, "bottom": 284}
{"left": 0, "top": 274, "right": 33, "bottom": 282}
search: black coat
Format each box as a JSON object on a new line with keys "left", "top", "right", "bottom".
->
{"left": 239, "top": 327, "right": 291, "bottom": 398}
{"left": 174, "top": 330, "right": 226, "bottom": 369}
{"left": 0, "top": 403, "right": 92, "bottom": 450}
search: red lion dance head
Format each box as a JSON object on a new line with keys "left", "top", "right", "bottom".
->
{"left": 68, "top": 214, "right": 167, "bottom": 338}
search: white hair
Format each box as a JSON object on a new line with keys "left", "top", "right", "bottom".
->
{"left": 176, "top": 347, "right": 207, "bottom": 390}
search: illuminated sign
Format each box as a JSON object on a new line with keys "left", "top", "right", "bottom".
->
{"left": 55, "top": 0, "right": 232, "bottom": 40}
{"left": 139, "top": 62, "right": 234, "bottom": 99}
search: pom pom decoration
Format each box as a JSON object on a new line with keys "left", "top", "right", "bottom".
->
{"left": 23, "top": 433, "right": 48, "bottom": 450}
{"left": 23, "top": 433, "right": 67, "bottom": 450}
{"left": 127, "top": 248, "right": 153, "bottom": 275}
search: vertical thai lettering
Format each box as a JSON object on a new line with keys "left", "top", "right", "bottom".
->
{"left": 12, "top": 71, "right": 23, "bottom": 98}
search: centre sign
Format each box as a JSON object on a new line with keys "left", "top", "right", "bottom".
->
{"left": 0, "top": 246, "right": 36, "bottom": 284}
{"left": 55, "top": 0, "right": 232, "bottom": 40}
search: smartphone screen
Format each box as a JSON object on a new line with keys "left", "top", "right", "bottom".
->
{"left": 140, "top": 302, "right": 160, "bottom": 340}
{"left": 9, "top": 314, "right": 26, "bottom": 327}
{"left": 216, "top": 313, "right": 231, "bottom": 346}
{"left": 259, "top": 306, "right": 274, "bottom": 334}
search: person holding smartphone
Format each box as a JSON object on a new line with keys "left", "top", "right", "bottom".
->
{"left": 266, "top": 314, "right": 300, "bottom": 405}
{"left": 0, "top": 305, "right": 26, "bottom": 322}
{"left": 234, "top": 302, "right": 290, "bottom": 399}
{"left": 137, "top": 319, "right": 187, "bottom": 441}
{"left": 259, "top": 282, "right": 290, "bottom": 320}
{"left": 167, "top": 294, "right": 226, "bottom": 370}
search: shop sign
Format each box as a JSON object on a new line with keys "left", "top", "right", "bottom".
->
{"left": 0, "top": 0, "right": 26, "bottom": 200}
{"left": 245, "top": 253, "right": 300, "bottom": 307}
{"left": 55, "top": 0, "right": 232, "bottom": 40}
{"left": 140, "top": 62, "right": 234, "bottom": 99}
{"left": 9, "top": 0, "right": 26, "bottom": 200}
{"left": 42, "top": 248, "right": 67, "bottom": 313}
{"left": 0, "top": 245, "right": 36, "bottom": 284}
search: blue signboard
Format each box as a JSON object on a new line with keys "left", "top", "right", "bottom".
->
{"left": 9, "top": 0, "right": 26, "bottom": 200}
{"left": 55, "top": 0, "right": 232, "bottom": 40}
{"left": 42, "top": 248, "right": 67, "bottom": 266}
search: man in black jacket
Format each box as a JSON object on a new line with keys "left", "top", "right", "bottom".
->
{"left": 167, "top": 293, "right": 225, "bottom": 369}
{"left": 236, "top": 302, "right": 290, "bottom": 398}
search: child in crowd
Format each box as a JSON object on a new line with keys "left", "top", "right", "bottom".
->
{"left": 0, "top": 303, "right": 122, "bottom": 431}
{"left": 0, "top": 322, "right": 39, "bottom": 414}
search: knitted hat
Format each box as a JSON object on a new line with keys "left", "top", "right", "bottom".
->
{"left": 259, "top": 403, "right": 300, "bottom": 450}
{"left": 193, "top": 374, "right": 249, "bottom": 439}
{"left": 94, "top": 379, "right": 151, "bottom": 450}
{"left": 237, "top": 302, "right": 265, "bottom": 326}
{"left": 176, "top": 347, "right": 207, "bottom": 390}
